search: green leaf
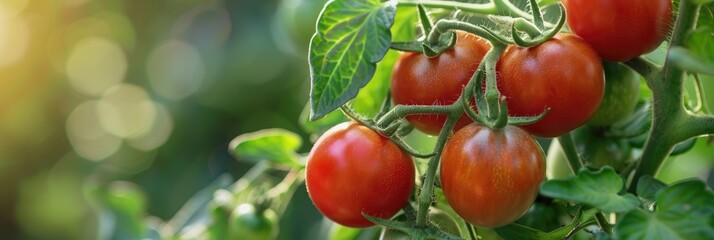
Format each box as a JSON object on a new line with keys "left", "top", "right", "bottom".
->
{"left": 229, "top": 129, "right": 303, "bottom": 166}
{"left": 668, "top": 47, "right": 714, "bottom": 75}
{"left": 495, "top": 224, "right": 547, "bottom": 240}
{"left": 497, "top": 207, "right": 596, "bottom": 240}
{"left": 540, "top": 167, "right": 640, "bottom": 213}
{"left": 615, "top": 180, "right": 714, "bottom": 240}
{"left": 309, "top": 0, "right": 397, "bottom": 119}
{"left": 636, "top": 175, "right": 667, "bottom": 202}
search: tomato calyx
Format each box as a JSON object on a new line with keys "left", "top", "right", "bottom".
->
{"left": 363, "top": 212, "right": 462, "bottom": 240}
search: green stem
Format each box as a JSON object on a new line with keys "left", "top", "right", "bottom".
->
{"left": 678, "top": 115, "right": 714, "bottom": 140}
{"left": 628, "top": 0, "right": 701, "bottom": 192}
{"left": 595, "top": 212, "right": 612, "bottom": 234}
{"left": 483, "top": 44, "right": 507, "bottom": 125}
{"left": 557, "top": 133, "right": 584, "bottom": 173}
{"left": 464, "top": 220, "right": 478, "bottom": 240}
{"left": 623, "top": 57, "right": 660, "bottom": 80}
{"left": 416, "top": 115, "right": 459, "bottom": 227}
{"left": 397, "top": 0, "right": 496, "bottom": 14}
{"left": 376, "top": 104, "right": 455, "bottom": 128}
{"left": 429, "top": 20, "right": 511, "bottom": 46}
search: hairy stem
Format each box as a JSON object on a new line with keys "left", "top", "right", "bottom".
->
{"left": 416, "top": 115, "right": 458, "bottom": 226}
{"left": 628, "top": 0, "right": 701, "bottom": 192}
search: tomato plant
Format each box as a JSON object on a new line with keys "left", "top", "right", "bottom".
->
{"left": 564, "top": 0, "right": 674, "bottom": 62}
{"left": 305, "top": 122, "right": 415, "bottom": 228}
{"left": 222, "top": 0, "right": 714, "bottom": 239}
{"left": 496, "top": 33, "right": 605, "bottom": 138}
{"left": 588, "top": 62, "right": 641, "bottom": 126}
{"left": 440, "top": 124, "right": 545, "bottom": 228}
{"left": 228, "top": 203, "right": 279, "bottom": 240}
{"left": 391, "top": 31, "right": 490, "bottom": 135}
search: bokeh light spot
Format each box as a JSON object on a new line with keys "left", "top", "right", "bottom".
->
{"left": 0, "top": 0, "right": 29, "bottom": 17}
{"left": 0, "top": 14, "right": 30, "bottom": 67}
{"left": 66, "top": 37, "right": 127, "bottom": 96}
{"left": 127, "top": 102, "right": 174, "bottom": 151}
{"left": 147, "top": 39, "right": 205, "bottom": 100}
{"left": 66, "top": 101, "right": 121, "bottom": 161}
{"left": 97, "top": 84, "right": 157, "bottom": 139}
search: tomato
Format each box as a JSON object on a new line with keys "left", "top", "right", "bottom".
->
{"left": 306, "top": 122, "right": 415, "bottom": 227}
{"left": 378, "top": 208, "right": 462, "bottom": 239}
{"left": 228, "top": 203, "right": 279, "bottom": 240}
{"left": 546, "top": 127, "right": 633, "bottom": 180}
{"left": 564, "top": 0, "right": 673, "bottom": 62}
{"left": 496, "top": 33, "right": 604, "bottom": 138}
{"left": 391, "top": 31, "right": 491, "bottom": 135}
{"left": 440, "top": 124, "right": 545, "bottom": 228}
{"left": 588, "top": 62, "right": 641, "bottom": 126}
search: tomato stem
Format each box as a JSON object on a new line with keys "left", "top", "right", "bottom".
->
{"left": 464, "top": 220, "right": 479, "bottom": 240}
{"left": 557, "top": 133, "right": 584, "bottom": 173}
{"left": 628, "top": 0, "right": 703, "bottom": 192}
{"left": 376, "top": 104, "right": 456, "bottom": 129}
{"left": 416, "top": 115, "right": 458, "bottom": 227}
{"left": 594, "top": 212, "right": 612, "bottom": 234}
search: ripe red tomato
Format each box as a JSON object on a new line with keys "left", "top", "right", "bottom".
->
{"left": 306, "top": 122, "right": 415, "bottom": 227}
{"left": 440, "top": 124, "right": 545, "bottom": 228}
{"left": 391, "top": 31, "right": 491, "bottom": 135}
{"left": 496, "top": 33, "right": 604, "bottom": 138}
{"left": 564, "top": 0, "right": 673, "bottom": 62}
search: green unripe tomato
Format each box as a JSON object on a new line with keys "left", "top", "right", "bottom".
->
{"left": 588, "top": 62, "right": 640, "bottom": 126}
{"left": 228, "top": 203, "right": 279, "bottom": 240}
{"left": 546, "top": 127, "right": 633, "bottom": 180}
{"left": 573, "top": 128, "right": 633, "bottom": 171}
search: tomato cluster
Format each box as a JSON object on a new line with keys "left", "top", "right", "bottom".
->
{"left": 305, "top": 0, "right": 670, "bottom": 232}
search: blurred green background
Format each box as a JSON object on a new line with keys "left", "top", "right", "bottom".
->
{"left": 0, "top": 0, "right": 323, "bottom": 239}
{"left": 0, "top": 0, "right": 711, "bottom": 239}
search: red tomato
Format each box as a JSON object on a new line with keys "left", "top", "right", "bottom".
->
{"left": 496, "top": 33, "right": 604, "bottom": 138}
{"left": 305, "top": 122, "right": 415, "bottom": 227}
{"left": 564, "top": 0, "right": 673, "bottom": 62}
{"left": 440, "top": 124, "right": 545, "bottom": 228}
{"left": 391, "top": 31, "right": 491, "bottom": 135}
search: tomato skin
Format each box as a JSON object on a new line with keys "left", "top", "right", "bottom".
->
{"left": 228, "top": 203, "right": 279, "bottom": 240}
{"left": 564, "top": 0, "right": 673, "bottom": 62}
{"left": 588, "top": 62, "right": 641, "bottom": 126}
{"left": 440, "top": 124, "right": 545, "bottom": 228}
{"left": 391, "top": 31, "right": 491, "bottom": 135}
{"left": 306, "top": 122, "right": 415, "bottom": 228}
{"left": 497, "top": 33, "right": 604, "bottom": 138}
